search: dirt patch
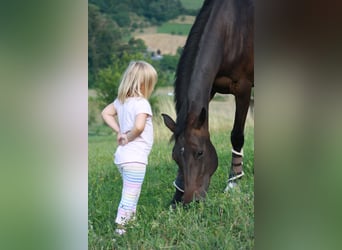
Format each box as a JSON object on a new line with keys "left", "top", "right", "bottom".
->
{"left": 133, "top": 16, "right": 194, "bottom": 55}
{"left": 135, "top": 33, "right": 187, "bottom": 55}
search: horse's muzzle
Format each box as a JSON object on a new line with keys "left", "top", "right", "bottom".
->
{"left": 183, "top": 188, "right": 207, "bottom": 204}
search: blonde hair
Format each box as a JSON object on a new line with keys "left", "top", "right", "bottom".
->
{"left": 117, "top": 61, "right": 158, "bottom": 103}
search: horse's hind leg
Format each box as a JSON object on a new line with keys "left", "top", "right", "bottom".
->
{"left": 224, "top": 80, "right": 252, "bottom": 191}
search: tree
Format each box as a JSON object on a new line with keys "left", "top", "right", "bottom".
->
{"left": 144, "top": 0, "right": 184, "bottom": 24}
{"left": 119, "top": 38, "right": 147, "bottom": 55}
{"left": 89, "top": 0, "right": 185, "bottom": 26}
{"left": 88, "top": 4, "right": 122, "bottom": 88}
{"left": 158, "top": 54, "right": 179, "bottom": 72}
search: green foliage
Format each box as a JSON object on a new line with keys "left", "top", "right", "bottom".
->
{"left": 112, "top": 12, "right": 131, "bottom": 27}
{"left": 149, "top": 53, "right": 180, "bottom": 87}
{"left": 88, "top": 4, "right": 122, "bottom": 88}
{"left": 144, "top": 1, "right": 184, "bottom": 24}
{"left": 89, "top": 0, "right": 185, "bottom": 25}
{"left": 177, "top": 46, "right": 184, "bottom": 56}
{"left": 88, "top": 128, "right": 254, "bottom": 248}
{"left": 180, "top": 0, "right": 204, "bottom": 10}
{"left": 154, "top": 54, "right": 179, "bottom": 72}
{"left": 157, "top": 23, "right": 192, "bottom": 36}
{"left": 96, "top": 67, "right": 120, "bottom": 108}
{"left": 123, "top": 38, "right": 147, "bottom": 54}
{"left": 88, "top": 96, "right": 97, "bottom": 126}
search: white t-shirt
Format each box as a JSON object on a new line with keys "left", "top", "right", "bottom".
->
{"left": 113, "top": 97, "right": 153, "bottom": 165}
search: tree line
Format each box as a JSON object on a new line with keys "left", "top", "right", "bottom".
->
{"left": 88, "top": 0, "right": 201, "bottom": 110}
{"left": 88, "top": 0, "right": 197, "bottom": 26}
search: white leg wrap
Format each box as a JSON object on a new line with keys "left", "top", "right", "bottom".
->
{"left": 232, "top": 148, "right": 243, "bottom": 156}
{"left": 227, "top": 171, "right": 245, "bottom": 182}
{"left": 173, "top": 181, "right": 184, "bottom": 193}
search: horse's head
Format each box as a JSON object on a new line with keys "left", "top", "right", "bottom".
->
{"left": 162, "top": 108, "right": 218, "bottom": 204}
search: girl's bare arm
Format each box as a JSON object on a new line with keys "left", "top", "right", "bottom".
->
{"left": 101, "top": 104, "right": 120, "bottom": 133}
{"left": 120, "top": 113, "right": 148, "bottom": 144}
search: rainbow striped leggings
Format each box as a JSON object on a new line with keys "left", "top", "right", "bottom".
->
{"left": 115, "top": 162, "right": 146, "bottom": 225}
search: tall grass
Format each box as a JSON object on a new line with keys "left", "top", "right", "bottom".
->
{"left": 89, "top": 97, "right": 254, "bottom": 249}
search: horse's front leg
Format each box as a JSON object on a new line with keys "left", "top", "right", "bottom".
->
{"left": 170, "top": 168, "right": 184, "bottom": 208}
{"left": 224, "top": 80, "right": 252, "bottom": 191}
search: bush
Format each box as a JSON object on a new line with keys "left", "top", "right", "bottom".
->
{"left": 113, "top": 12, "right": 131, "bottom": 27}
{"left": 158, "top": 55, "right": 179, "bottom": 72}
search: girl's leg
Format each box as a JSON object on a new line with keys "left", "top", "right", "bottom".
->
{"left": 115, "top": 162, "right": 146, "bottom": 225}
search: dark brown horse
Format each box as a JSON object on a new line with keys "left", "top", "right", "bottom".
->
{"left": 162, "top": 0, "right": 254, "bottom": 204}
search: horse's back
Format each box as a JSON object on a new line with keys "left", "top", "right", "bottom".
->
{"left": 213, "top": 0, "right": 254, "bottom": 92}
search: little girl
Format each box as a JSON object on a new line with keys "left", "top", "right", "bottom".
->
{"left": 101, "top": 61, "right": 157, "bottom": 235}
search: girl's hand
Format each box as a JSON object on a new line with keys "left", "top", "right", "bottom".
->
{"left": 117, "top": 132, "right": 128, "bottom": 146}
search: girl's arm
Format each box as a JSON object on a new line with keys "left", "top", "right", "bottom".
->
{"left": 101, "top": 104, "right": 120, "bottom": 133}
{"left": 119, "top": 113, "right": 148, "bottom": 145}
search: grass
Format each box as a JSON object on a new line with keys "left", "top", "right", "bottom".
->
{"left": 157, "top": 23, "right": 193, "bottom": 36}
{"left": 180, "top": 0, "right": 204, "bottom": 10}
{"left": 88, "top": 94, "right": 254, "bottom": 249}
{"left": 88, "top": 95, "right": 254, "bottom": 248}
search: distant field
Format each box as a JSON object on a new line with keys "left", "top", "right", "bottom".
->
{"left": 157, "top": 23, "right": 192, "bottom": 36}
{"left": 180, "top": 0, "right": 204, "bottom": 10}
{"left": 134, "top": 33, "right": 187, "bottom": 55}
{"left": 133, "top": 19, "right": 193, "bottom": 55}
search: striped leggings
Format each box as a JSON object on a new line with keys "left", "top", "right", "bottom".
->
{"left": 115, "top": 162, "right": 146, "bottom": 225}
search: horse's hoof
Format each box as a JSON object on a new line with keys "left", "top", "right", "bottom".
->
{"left": 169, "top": 199, "right": 178, "bottom": 209}
{"left": 169, "top": 197, "right": 185, "bottom": 210}
{"left": 224, "top": 181, "right": 237, "bottom": 192}
{"left": 224, "top": 170, "right": 245, "bottom": 192}
{"left": 169, "top": 203, "right": 177, "bottom": 210}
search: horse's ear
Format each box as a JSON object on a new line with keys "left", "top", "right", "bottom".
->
{"left": 162, "top": 113, "right": 176, "bottom": 133}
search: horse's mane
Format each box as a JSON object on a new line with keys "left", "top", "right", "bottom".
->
{"left": 174, "top": 0, "right": 214, "bottom": 138}
{"left": 173, "top": 0, "right": 254, "bottom": 139}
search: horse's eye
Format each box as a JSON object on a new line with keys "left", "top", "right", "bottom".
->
{"left": 196, "top": 150, "right": 203, "bottom": 159}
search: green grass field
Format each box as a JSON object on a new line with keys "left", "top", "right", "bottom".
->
{"left": 157, "top": 23, "right": 193, "bottom": 36}
{"left": 180, "top": 0, "right": 204, "bottom": 10}
{"left": 88, "top": 113, "right": 254, "bottom": 248}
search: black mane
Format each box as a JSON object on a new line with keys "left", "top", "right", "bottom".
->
{"left": 173, "top": 0, "right": 253, "bottom": 139}
{"left": 174, "top": 0, "right": 214, "bottom": 138}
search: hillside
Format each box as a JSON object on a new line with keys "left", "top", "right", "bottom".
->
{"left": 88, "top": 1, "right": 203, "bottom": 87}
